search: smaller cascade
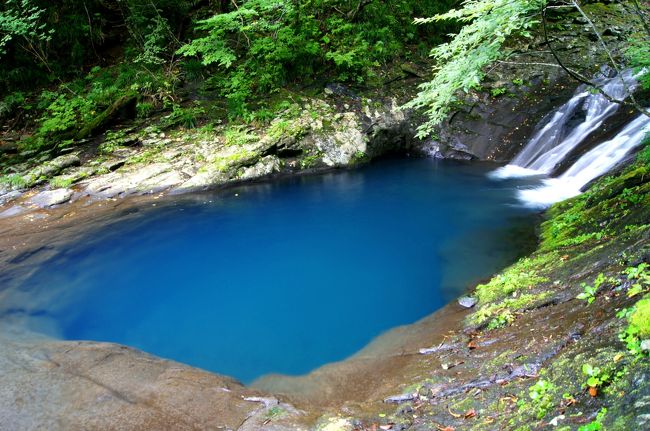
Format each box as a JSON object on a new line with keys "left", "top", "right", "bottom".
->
{"left": 517, "top": 113, "right": 650, "bottom": 208}
{"left": 492, "top": 69, "right": 638, "bottom": 179}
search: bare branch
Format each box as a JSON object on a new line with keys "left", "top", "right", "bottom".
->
{"left": 570, "top": 0, "right": 620, "bottom": 75}
{"left": 496, "top": 60, "right": 563, "bottom": 68}
{"left": 542, "top": 5, "right": 650, "bottom": 118}
{"left": 347, "top": 0, "right": 373, "bottom": 22}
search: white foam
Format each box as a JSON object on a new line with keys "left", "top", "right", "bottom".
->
{"left": 489, "top": 165, "right": 543, "bottom": 179}
{"left": 515, "top": 113, "right": 650, "bottom": 208}
{"left": 517, "top": 178, "right": 582, "bottom": 208}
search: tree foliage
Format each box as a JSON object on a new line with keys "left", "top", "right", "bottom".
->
{"left": 0, "top": 0, "right": 196, "bottom": 93}
{"left": 1, "top": 0, "right": 457, "bottom": 112}
{"left": 0, "top": 0, "right": 462, "bottom": 151}
{"left": 403, "top": 0, "right": 546, "bottom": 138}
{"left": 0, "top": 0, "right": 52, "bottom": 63}
{"left": 177, "top": 0, "right": 457, "bottom": 117}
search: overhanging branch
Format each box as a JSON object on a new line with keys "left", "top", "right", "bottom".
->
{"left": 542, "top": 4, "right": 649, "bottom": 118}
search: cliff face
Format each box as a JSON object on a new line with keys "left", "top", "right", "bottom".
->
{"left": 428, "top": 0, "right": 642, "bottom": 162}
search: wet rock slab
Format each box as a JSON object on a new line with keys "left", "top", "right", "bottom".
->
{"left": 0, "top": 328, "right": 306, "bottom": 431}
{"left": 28, "top": 189, "right": 73, "bottom": 208}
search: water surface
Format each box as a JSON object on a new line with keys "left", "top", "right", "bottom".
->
{"left": 13, "top": 159, "right": 540, "bottom": 383}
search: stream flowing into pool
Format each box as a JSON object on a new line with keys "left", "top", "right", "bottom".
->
{"left": 11, "top": 159, "right": 542, "bottom": 383}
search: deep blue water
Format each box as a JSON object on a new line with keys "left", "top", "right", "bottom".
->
{"left": 18, "top": 159, "right": 540, "bottom": 383}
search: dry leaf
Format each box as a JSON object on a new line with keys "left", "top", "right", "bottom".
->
{"left": 464, "top": 409, "right": 477, "bottom": 419}
{"left": 467, "top": 340, "right": 478, "bottom": 350}
{"left": 589, "top": 386, "right": 598, "bottom": 397}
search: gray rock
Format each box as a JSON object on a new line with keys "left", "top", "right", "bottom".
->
{"left": 419, "top": 342, "right": 461, "bottom": 355}
{"left": 24, "top": 154, "right": 81, "bottom": 186}
{"left": 641, "top": 339, "right": 650, "bottom": 352}
{"left": 324, "top": 83, "right": 360, "bottom": 100}
{"left": 81, "top": 163, "right": 175, "bottom": 198}
{"left": 101, "top": 158, "right": 126, "bottom": 172}
{"left": 0, "top": 190, "right": 22, "bottom": 206}
{"left": 240, "top": 156, "right": 280, "bottom": 180}
{"left": 458, "top": 296, "right": 478, "bottom": 308}
{"left": 28, "top": 189, "right": 73, "bottom": 208}
{"left": 384, "top": 393, "right": 416, "bottom": 404}
{"left": 41, "top": 154, "right": 81, "bottom": 177}
{"left": 0, "top": 330, "right": 300, "bottom": 431}
{"left": 0, "top": 205, "right": 26, "bottom": 218}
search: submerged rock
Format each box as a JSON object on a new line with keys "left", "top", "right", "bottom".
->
{"left": 0, "top": 190, "right": 22, "bottom": 206}
{"left": 0, "top": 204, "right": 26, "bottom": 218}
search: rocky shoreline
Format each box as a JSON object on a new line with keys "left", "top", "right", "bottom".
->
{"left": 0, "top": 92, "right": 421, "bottom": 220}
{"left": 1, "top": 154, "right": 648, "bottom": 430}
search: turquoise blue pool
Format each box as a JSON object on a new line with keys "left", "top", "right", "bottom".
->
{"left": 19, "top": 158, "right": 540, "bottom": 383}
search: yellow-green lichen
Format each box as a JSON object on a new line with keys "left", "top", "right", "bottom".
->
{"left": 474, "top": 252, "right": 556, "bottom": 305}
{"left": 470, "top": 291, "right": 553, "bottom": 327}
{"left": 629, "top": 295, "right": 650, "bottom": 338}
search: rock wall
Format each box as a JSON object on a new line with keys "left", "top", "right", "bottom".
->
{"left": 428, "top": 0, "right": 641, "bottom": 162}
{"left": 0, "top": 94, "right": 419, "bottom": 218}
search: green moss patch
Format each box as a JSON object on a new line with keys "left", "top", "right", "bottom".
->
{"left": 629, "top": 295, "right": 650, "bottom": 338}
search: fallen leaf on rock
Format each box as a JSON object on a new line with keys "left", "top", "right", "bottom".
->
{"left": 464, "top": 409, "right": 477, "bottom": 419}
{"left": 562, "top": 396, "right": 576, "bottom": 407}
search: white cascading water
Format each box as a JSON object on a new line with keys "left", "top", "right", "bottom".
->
{"left": 492, "top": 69, "right": 638, "bottom": 179}
{"left": 517, "top": 113, "right": 650, "bottom": 207}
{"left": 488, "top": 68, "right": 649, "bottom": 207}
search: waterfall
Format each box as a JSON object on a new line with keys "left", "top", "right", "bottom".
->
{"left": 492, "top": 69, "right": 638, "bottom": 179}
{"left": 487, "top": 68, "right": 649, "bottom": 207}
{"left": 517, "top": 113, "right": 650, "bottom": 207}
